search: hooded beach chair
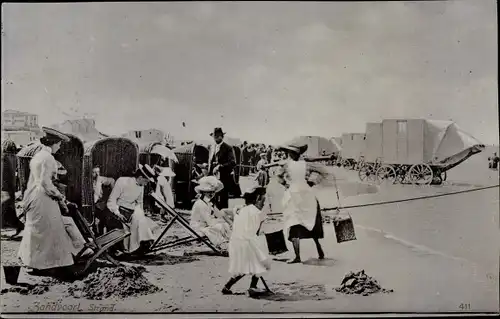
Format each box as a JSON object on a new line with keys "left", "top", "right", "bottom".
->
{"left": 66, "top": 203, "right": 131, "bottom": 274}
{"left": 147, "top": 192, "right": 223, "bottom": 255}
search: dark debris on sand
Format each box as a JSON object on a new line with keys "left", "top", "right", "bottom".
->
{"left": 0, "top": 284, "right": 49, "bottom": 296}
{"left": 67, "top": 265, "right": 161, "bottom": 300}
{"left": 335, "top": 270, "right": 393, "bottom": 296}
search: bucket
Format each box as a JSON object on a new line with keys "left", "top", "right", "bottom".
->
{"left": 3, "top": 265, "right": 21, "bottom": 285}
{"left": 333, "top": 216, "right": 356, "bottom": 243}
{"left": 265, "top": 230, "right": 288, "bottom": 255}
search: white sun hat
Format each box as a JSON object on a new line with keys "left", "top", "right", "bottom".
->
{"left": 194, "top": 176, "right": 224, "bottom": 193}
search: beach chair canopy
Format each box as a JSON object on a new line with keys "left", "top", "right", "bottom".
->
{"left": 16, "top": 135, "right": 84, "bottom": 206}
{"left": 424, "top": 120, "right": 484, "bottom": 163}
{"left": 82, "top": 137, "right": 139, "bottom": 210}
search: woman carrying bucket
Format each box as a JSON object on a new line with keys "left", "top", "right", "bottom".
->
{"left": 272, "top": 142, "right": 338, "bottom": 264}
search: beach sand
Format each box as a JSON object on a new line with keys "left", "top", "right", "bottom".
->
{"left": 1, "top": 164, "right": 498, "bottom": 314}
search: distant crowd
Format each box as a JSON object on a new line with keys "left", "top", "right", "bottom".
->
{"left": 488, "top": 152, "right": 499, "bottom": 170}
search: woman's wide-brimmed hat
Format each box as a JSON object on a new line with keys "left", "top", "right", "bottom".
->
{"left": 137, "top": 164, "right": 156, "bottom": 182}
{"left": 279, "top": 143, "right": 308, "bottom": 156}
{"left": 41, "top": 127, "right": 70, "bottom": 143}
{"left": 209, "top": 127, "right": 226, "bottom": 137}
{"left": 195, "top": 176, "right": 224, "bottom": 193}
{"left": 154, "top": 165, "right": 176, "bottom": 177}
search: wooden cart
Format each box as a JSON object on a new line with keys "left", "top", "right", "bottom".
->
{"left": 363, "top": 120, "right": 485, "bottom": 185}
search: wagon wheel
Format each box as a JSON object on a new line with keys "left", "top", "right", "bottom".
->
{"left": 432, "top": 170, "right": 447, "bottom": 185}
{"left": 376, "top": 165, "right": 397, "bottom": 184}
{"left": 358, "top": 164, "right": 373, "bottom": 182}
{"left": 409, "top": 164, "right": 433, "bottom": 185}
{"left": 342, "top": 159, "right": 353, "bottom": 170}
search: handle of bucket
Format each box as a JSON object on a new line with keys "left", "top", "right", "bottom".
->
{"left": 332, "top": 171, "right": 352, "bottom": 219}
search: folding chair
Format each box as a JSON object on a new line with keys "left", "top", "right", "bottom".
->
{"left": 66, "top": 203, "right": 131, "bottom": 274}
{"left": 147, "top": 193, "right": 223, "bottom": 255}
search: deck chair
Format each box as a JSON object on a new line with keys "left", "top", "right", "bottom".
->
{"left": 66, "top": 203, "right": 131, "bottom": 274}
{"left": 147, "top": 192, "right": 223, "bottom": 255}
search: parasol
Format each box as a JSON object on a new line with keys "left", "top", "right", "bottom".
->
{"left": 151, "top": 144, "right": 179, "bottom": 163}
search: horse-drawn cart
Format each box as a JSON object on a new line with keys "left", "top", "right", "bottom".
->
{"left": 362, "top": 119, "right": 484, "bottom": 185}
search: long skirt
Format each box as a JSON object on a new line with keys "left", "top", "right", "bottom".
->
{"left": 196, "top": 220, "right": 231, "bottom": 247}
{"left": 18, "top": 187, "right": 75, "bottom": 269}
{"left": 288, "top": 203, "right": 324, "bottom": 241}
{"left": 123, "top": 206, "right": 157, "bottom": 253}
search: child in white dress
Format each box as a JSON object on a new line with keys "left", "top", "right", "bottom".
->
{"left": 222, "top": 184, "right": 271, "bottom": 295}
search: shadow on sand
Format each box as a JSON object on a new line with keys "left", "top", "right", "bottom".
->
{"left": 302, "top": 258, "right": 336, "bottom": 267}
{"left": 249, "top": 282, "right": 333, "bottom": 302}
{"left": 116, "top": 252, "right": 199, "bottom": 266}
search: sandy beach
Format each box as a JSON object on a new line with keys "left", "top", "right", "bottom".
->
{"left": 1, "top": 162, "right": 498, "bottom": 314}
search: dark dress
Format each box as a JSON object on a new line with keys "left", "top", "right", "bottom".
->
{"left": 1, "top": 153, "right": 24, "bottom": 230}
{"left": 288, "top": 200, "right": 324, "bottom": 241}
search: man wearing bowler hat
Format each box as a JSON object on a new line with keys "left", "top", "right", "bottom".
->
{"left": 208, "top": 127, "right": 237, "bottom": 209}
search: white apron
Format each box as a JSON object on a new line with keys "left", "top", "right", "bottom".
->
{"left": 281, "top": 160, "right": 318, "bottom": 239}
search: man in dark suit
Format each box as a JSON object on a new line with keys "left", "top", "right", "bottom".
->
{"left": 208, "top": 127, "right": 237, "bottom": 209}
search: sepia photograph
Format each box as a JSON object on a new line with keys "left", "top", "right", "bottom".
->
{"left": 1, "top": 1, "right": 499, "bottom": 317}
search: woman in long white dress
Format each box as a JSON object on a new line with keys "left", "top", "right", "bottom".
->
{"left": 18, "top": 128, "right": 85, "bottom": 273}
{"left": 189, "top": 176, "right": 231, "bottom": 249}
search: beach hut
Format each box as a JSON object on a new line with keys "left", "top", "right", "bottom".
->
{"left": 363, "top": 119, "right": 485, "bottom": 185}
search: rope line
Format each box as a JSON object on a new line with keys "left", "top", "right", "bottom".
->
{"left": 266, "top": 184, "right": 499, "bottom": 216}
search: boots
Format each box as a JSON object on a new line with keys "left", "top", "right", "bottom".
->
{"left": 222, "top": 275, "right": 244, "bottom": 295}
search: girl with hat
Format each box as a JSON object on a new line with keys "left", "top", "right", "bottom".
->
{"left": 222, "top": 183, "right": 271, "bottom": 295}
{"left": 18, "top": 127, "right": 85, "bottom": 273}
{"left": 189, "top": 176, "right": 231, "bottom": 249}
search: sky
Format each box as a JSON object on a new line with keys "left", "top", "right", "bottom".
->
{"left": 1, "top": 1, "right": 498, "bottom": 145}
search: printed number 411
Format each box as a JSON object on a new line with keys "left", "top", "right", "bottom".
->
{"left": 459, "top": 303, "right": 471, "bottom": 310}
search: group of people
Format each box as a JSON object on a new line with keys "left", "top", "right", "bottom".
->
{"left": 488, "top": 152, "right": 499, "bottom": 170}
{"left": 2, "top": 124, "right": 339, "bottom": 297}
{"left": 239, "top": 142, "right": 273, "bottom": 176}
{"left": 186, "top": 127, "right": 338, "bottom": 294}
